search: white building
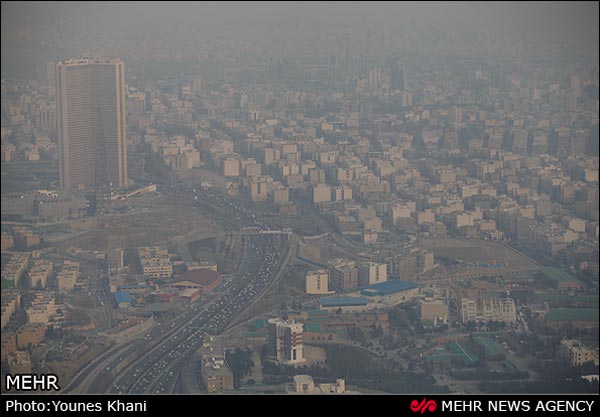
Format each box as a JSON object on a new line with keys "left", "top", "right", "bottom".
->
{"left": 461, "top": 297, "right": 516, "bottom": 324}
{"left": 267, "top": 318, "right": 305, "bottom": 365}
{"left": 305, "top": 269, "right": 333, "bottom": 295}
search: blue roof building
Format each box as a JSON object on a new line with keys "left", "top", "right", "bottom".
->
{"left": 115, "top": 291, "right": 132, "bottom": 305}
{"left": 319, "top": 296, "right": 369, "bottom": 308}
{"left": 360, "top": 280, "right": 418, "bottom": 297}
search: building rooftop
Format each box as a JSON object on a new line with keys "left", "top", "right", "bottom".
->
{"left": 360, "top": 280, "right": 418, "bottom": 297}
{"left": 293, "top": 374, "right": 314, "bottom": 384}
{"left": 253, "top": 318, "right": 268, "bottom": 330}
{"left": 19, "top": 321, "right": 46, "bottom": 328}
{"left": 114, "top": 291, "right": 132, "bottom": 304}
{"left": 173, "top": 269, "right": 220, "bottom": 286}
{"left": 542, "top": 267, "right": 582, "bottom": 284}
{"left": 203, "top": 356, "right": 232, "bottom": 378}
{"left": 320, "top": 296, "right": 369, "bottom": 307}
{"left": 473, "top": 335, "right": 502, "bottom": 356}
{"left": 545, "top": 309, "right": 599, "bottom": 322}
{"left": 61, "top": 57, "right": 123, "bottom": 65}
{"left": 120, "top": 283, "right": 147, "bottom": 290}
{"left": 537, "top": 294, "right": 599, "bottom": 304}
{"left": 142, "top": 302, "right": 173, "bottom": 313}
{"left": 307, "top": 309, "right": 329, "bottom": 317}
{"left": 303, "top": 323, "right": 322, "bottom": 333}
{"left": 180, "top": 288, "right": 199, "bottom": 297}
{"left": 447, "top": 342, "right": 478, "bottom": 364}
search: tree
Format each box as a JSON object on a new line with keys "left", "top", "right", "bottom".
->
{"left": 226, "top": 348, "right": 255, "bottom": 388}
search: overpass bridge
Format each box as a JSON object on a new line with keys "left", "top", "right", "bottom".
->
{"left": 238, "top": 227, "right": 293, "bottom": 237}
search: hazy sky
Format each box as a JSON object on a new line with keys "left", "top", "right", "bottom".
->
{"left": 2, "top": 2, "right": 598, "bottom": 78}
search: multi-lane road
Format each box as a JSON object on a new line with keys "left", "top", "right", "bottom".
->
{"left": 66, "top": 187, "right": 290, "bottom": 393}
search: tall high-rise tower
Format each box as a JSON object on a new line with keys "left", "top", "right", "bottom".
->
{"left": 390, "top": 57, "right": 407, "bottom": 91}
{"left": 56, "top": 58, "right": 127, "bottom": 190}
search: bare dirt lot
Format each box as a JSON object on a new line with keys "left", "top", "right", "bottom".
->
{"left": 55, "top": 205, "right": 222, "bottom": 250}
{"left": 419, "top": 238, "right": 539, "bottom": 271}
{"left": 175, "top": 166, "right": 228, "bottom": 188}
{"left": 299, "top": 235, "right": 360, "bottom": 264}
{"left": 303, "top": 344, "right": 327, "bottom": 365}
{"left": 418, "top": 238, "right": 540, "bottom": 282}
{"left": 300, "top": 237, "right": 328, "bottom": 261}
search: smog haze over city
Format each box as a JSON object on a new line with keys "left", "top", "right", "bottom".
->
{"left": 1, "top": 0, "right": 599, "bottom": 400}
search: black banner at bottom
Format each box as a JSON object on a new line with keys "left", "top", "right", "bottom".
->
{"left": 1, "top": 394, "right": 598, "bottom": 416}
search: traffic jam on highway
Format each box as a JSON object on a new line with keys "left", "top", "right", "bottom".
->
{"left": 109, "top": 189, "right": 284, "bottom": 394}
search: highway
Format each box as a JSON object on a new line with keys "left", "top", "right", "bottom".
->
{"left": 113, "top": 189, "right": 286, "bottom": 394}
{"left": 68, "top": 187, "right": 290, "bottom": 393}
